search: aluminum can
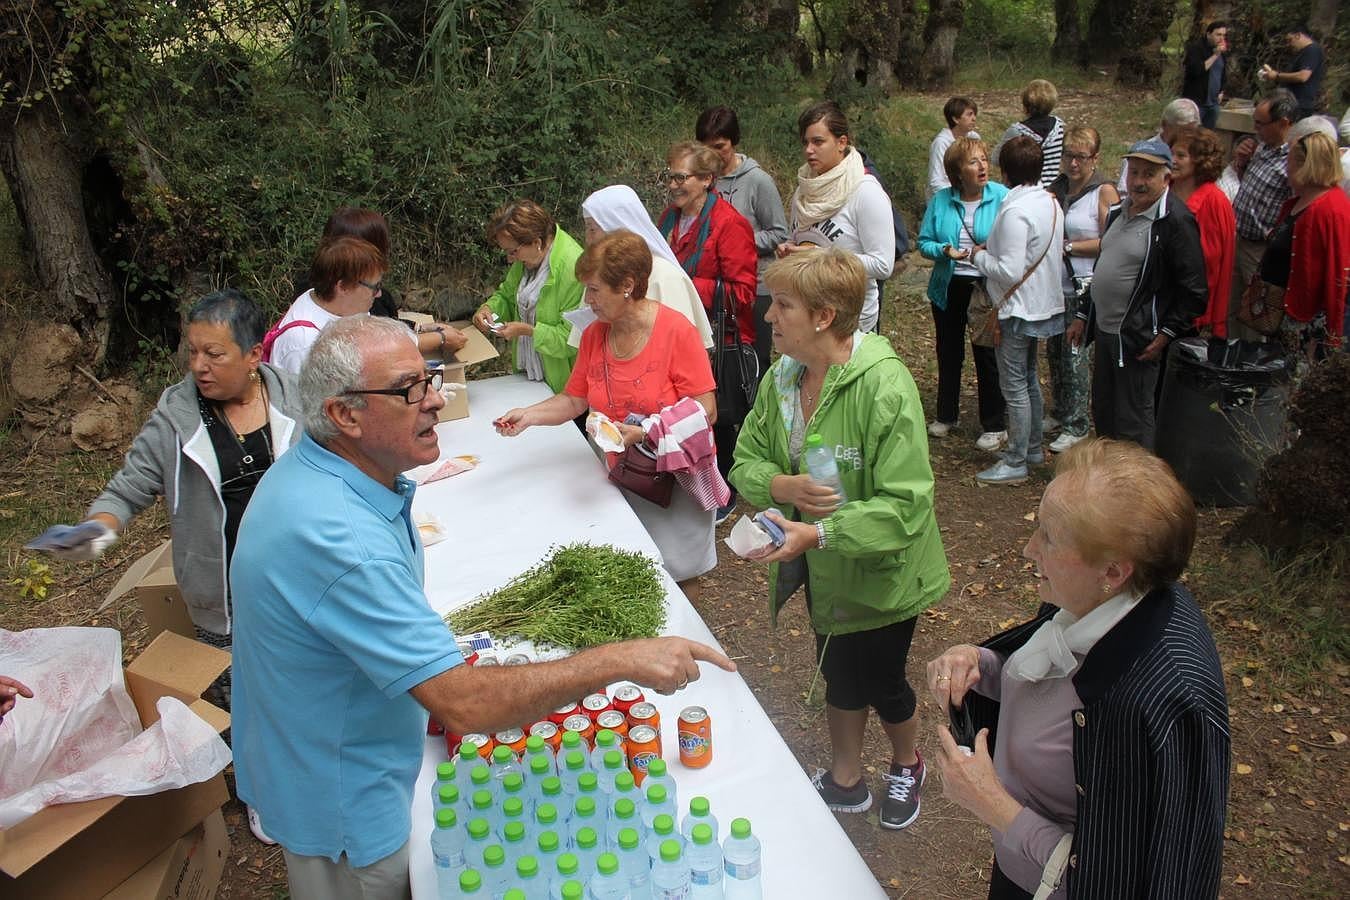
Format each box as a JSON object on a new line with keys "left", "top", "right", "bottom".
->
{"left": 627, "top": 701, "right": 661, "bottom": 736}
{"left": 494, "top": 727, "right": 528, "bottom": 756}
{"left": 503, "top": 652, "right": 531, "bottom": 666}
{"left": 548, "top": 701, "right": 580, "bottom": 725}
{"left": 595, "top": 709, "right": 629, "bottom": 740}
{"left": 610, "top": 684, "right": 645, "bottom": 716}
{"left": 627, "top": 724, "right": 662, "bottom": 785}
{"left": 677, "top": 706, "right": 713, "bottom": 769}
{"left": 562, "top": 713, "right": 596, "bottom": 748}
{"left": 528, "top": 720, "right": 563, "bottom": 752}
{"left": 460, "top": 732, "right": 495, "bottom": 760}
{"left": 580, "top": 692, "right": 612, "bottom": 721}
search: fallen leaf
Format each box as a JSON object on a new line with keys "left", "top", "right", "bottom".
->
{"left": 889, "top": 877, "right": 900, "bottom": 887}
{"left": 1233, "top": 874, "right": 1251, "bottom": 885}
{"left": 1271, "top": 703, "right": 1285, "bottom": 712}
{"left": 769, "top": 665, "right": 782, "bottom": 673}
{"left": 1330, "top": 731, "right": 1347, "bottom": 746}
{"left": 1287, "top": 743, "right": 1301, "bottom": 753}
{"left": 1236, "top": 763, "right": 1253, "bottom": 775}
{"left": 1022, "top": 511, "right": 1036, "bottom": 521}
{"left": 1241, "top": 676, "right": 1254, "bottom": 688}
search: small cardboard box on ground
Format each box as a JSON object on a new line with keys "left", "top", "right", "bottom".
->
{"left": 0, "top": 632, "right": 232, "bottom": 900}
{"left": 102, "top": 808, "right": 228, "bottom": 900}
{"left": 98, "top": 539, "right": 193, "bottom": 642}
{"left": 398, "top": 311, "right": 500, "bottom": 422}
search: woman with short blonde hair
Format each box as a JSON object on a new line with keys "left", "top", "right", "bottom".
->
{"left": 994, "top": 80, "right": 1065, "bottom": 188}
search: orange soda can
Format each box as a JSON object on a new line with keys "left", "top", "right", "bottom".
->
{"left": 581, "top": 693, "right": 612, "bottom": 722}
{"left": 460, "top": 732, "right": 495, "bottom": 760}
{"left": 627, "top": 724, "right": 661, "bottom": 786}
{"left": 494, "top": 727, "right": 528, "bottom": 756}
{"left": 529, "top": 720, "right": 563, "bottom": 752}
{"left": 627, "top": 701, "right": 661, "bottom": 736}
{"left": 549, "top": 702, "right": 580, "bottom": 726}
{"left": 595, "top": 709, "right": 629, "bottom": 741}
{"left": 562, "top": 713, "right": 596, "bottom": 748}
{"left": 677, "top": 706, "right": 713, "bottom": 769}
{"left": 611, "top": 684, "right": 645, "bottom": 716}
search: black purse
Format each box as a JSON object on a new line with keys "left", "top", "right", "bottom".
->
{"left": 710, "top": 279, "right": 760, "bottom": 425}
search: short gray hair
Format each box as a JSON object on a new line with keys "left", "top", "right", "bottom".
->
{"left": 187, "top": 289, "right": 266, "bottom": 352}
{"left": 1161, "top": 98, "right": 1200, "bottom": 127}
{"left": 300, "top": 316, "right": 413, "bottom": 445}
{"left": 1261, "top": 88, "right": 1298, "bottom": 125}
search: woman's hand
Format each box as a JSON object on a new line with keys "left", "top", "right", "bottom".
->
{"left": 497, "top": 322, "right": 534, "bottom": 340}
{"left": 748, "top": 511, "right": 818, "bottom": 563}
{"left": 988, "top": 310, "right": 1002, "bottom": 348}
{"left": 935, "top": 726, "right": 1022, "bottom": 831}
{"left": 926, "top": 644, "right": 982, "bottom": 708}
{"left": 770, "top": 473, "right": 841, "bottom": 518}
{"left": 943, "top": 245, "right": 970, "bottom": 261}
{"left": 775, "top": 241, "right": 805, "bottom": 259}
{"left": 493, "top": 408, "right": 534, "bottom": 436}
{"left": 617, "top": 423, "right": 646, "bottom": 448}
{"left": 1065, "top": 319, "right": 1085, "bottom": 350}
{"left": 472, "top": 305, "right": 497, "bottom": 335}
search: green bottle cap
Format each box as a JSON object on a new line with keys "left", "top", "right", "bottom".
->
{"left": 646, "top": 784, "right": 667, "bottom": 804}
{"left": 538, "top": 830, "right": 560, "bottom": 852}
{"left": 575, "top": 796, "right": 596, "bottom": 818}
{"left": 540, "top": 775, "right": 563, "bottom": 797}
{"left": 597, "top": 853, "right": 619, "bottom": 875}
{"left": 502, "top": 772, "right": 525, "bottom": 794}
{"left": 483, "top": 845, "right": 506, "bottom": 868}
{"left": 576, "top": 827, "right": 598, "bottom": 849}
{"left": 806, "top": 432, "right": 824, "bottom": 448}
{"left": 578, "top": 772, "right": 598, "bottom": 794}
{"left": 470, "top": 765, "right": 492, "bottom": 786}
{"left": 536, "top": 802, "right": 558, "bottom": 825}
{"left": 648, "top": 758, "right": 667, "bottom": 778}
{"left": 434, "top": 807, "right": 457, "bottom": 829}
{"left": 459, "top": 869, "right": 482, "bottom": 891}
{"left": 525, "top": 734, "right": 546, "bottom": 754}
{"left": 504, "top": 821, "right": 526, "bottom": 843}
{"left": 515, "top": 855, "right": 538, "bottom": 877}
{"left": 458, "top": 742, "right": 478, "bottom": 761}
{"left": 529, "top": 755, "right": 550, "bottom": 776}
{"left": 564, "top": 750, "right": 586, "bottom": 771}
{"left": 731, "top": 817, "right": 751, "bottom": 838}
{"left": 556, "top": 852, "right": 579, "bottom": 875}
{"left": 614, "top": 771, "right": 635, "bottom": 792}
{"left": 596, "top": 728, "right": 616, "bottom": 747}
{"left": 492, "top": 745, "right": 513, "bottom": 764}
{"left": 603, "top": 750, "right": 623, "bottom": 770}
{"left": 690, "top": 795, "right": 710, "bottom": 817}
{"left": 614, "top": 798, "right": 635, "bottom": 819}
{"left": 653, "top": 813, "right": 674, "bottom": 835}
{"left": 468, "top": 817, "right": 491, "bottom": 839}
{"left": 503, "top": 797, "right": 524, "bottom": 819}
{"left": 660, "top": 839, "right": 682, "bottom": 863}
{"left": 436, "top": 761, "right": 455, "bottom": 781}
{"left": 561, "top": 882, "right": 583, "bottom": 900}
{"left": 618, "top": 827, "right": 641, "bottom": 850}
{"left": 471, "top": 789, "right": 493, "bottom": 811}
{"left": 691, "top": 823, "right": 713, "bottom": 845}
{"left": 561, "top": 730, "right": 582, "bottom": 749}
{"left": 437, "top": 784, "right": 459, "bottom": 806}
{"left": 504, "top": 891, "right": 525, "bottom": 900}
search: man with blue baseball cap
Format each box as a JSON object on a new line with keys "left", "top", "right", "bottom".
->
{"left": 1066, "top": 137, "right": 1207, "bottom": 450}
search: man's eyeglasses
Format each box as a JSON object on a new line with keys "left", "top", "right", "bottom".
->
{"left": 345, "top": 369, "right": 444, "bottom": 405}
{"left": 358, "top": 278, "right": 383, "bottom": 293}
{"left": 659, "top": 169, "right": 695, "bottom": 185}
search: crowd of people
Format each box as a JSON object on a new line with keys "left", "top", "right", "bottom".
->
{"left": 19, "top": 28, "right": 1350, "bottom": 899}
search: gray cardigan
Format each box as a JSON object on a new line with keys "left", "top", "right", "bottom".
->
{"left": 88, "top": 364, "right": 302, "bottom": 635}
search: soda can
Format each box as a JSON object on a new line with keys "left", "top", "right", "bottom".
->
{"left": 503, "top": 652, "right": 531, "bottom": 666}
{"left": 627, "top": 725, "right": 661, "bottom": 786}
{"left": 474, "top": 652, "right": 500, "bottom": 667}
{"left": 460, "top": 732, "right": 495, "bottom": 760}
{"left": 580, "top": 692, "right": 612, "bottom": 721}
{"left": 678, "top": 706, "right": 713, "bottom": 769}
{"left": 426, "top": 717, "right": 445, "bottom": 736}
{"left": 529, "top": 720, "right": 563, "bottom": 753}
{"left": 595, "top": 709, "right": 629, "bottom": 741}
{"left": 548, "top": 701, "right": 580, "bottom": 726}
{"left": 443, "top": 730, "right": 462, "bottom": 758}
{"left": 562, "top": 713, "right": 596, "bottom": 748}
{"left": 610, "top": 684, "right": 645, "bottom": 716}
{"left": 627, "top": 701, "right": 661, "bottom": 736}
{"left": 494, "top": 727, "right": 528, "bottom": 756}
{"left": 456, "top": 641, "right": 480, "bottom": 667}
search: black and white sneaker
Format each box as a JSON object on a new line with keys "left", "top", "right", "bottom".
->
{"left": 879, "top": 751, "right": 925, "bottom": 829}
{"left": 810, "top": 767, "right": 873, "bottom": 813}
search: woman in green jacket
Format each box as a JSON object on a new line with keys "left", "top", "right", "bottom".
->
{"left": 473, "top": 199, "right": 584, "bottom": 392}
{"left": 730, "top": 247, "right": 950, "bottom": 832}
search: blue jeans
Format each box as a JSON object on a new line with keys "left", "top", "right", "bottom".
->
{"left": 995, "top": 327, "right": 1044, "bottom": 468}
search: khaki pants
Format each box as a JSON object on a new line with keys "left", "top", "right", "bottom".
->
{"left": 283, "top": 841, "right": 411, "bottom": 900}
{"left": 1228, "top": 237, "right": 1269, "bottom": 342}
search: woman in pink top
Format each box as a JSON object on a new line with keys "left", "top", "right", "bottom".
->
{"left": 495, "top": 231, "right": 719, "bottom": 594}
{"left": 1170, "top": 126, "right": 1236, "bottom": 338}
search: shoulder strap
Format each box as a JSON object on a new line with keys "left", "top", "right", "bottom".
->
{"left": 261, "top": 319, "right": 319, "bottom": 362}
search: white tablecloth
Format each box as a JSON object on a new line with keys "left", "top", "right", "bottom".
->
{"left": 408, "top": 375, "right": 885, "bottom": 898}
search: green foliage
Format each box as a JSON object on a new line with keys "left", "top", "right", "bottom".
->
{"left": 10, "top": 559, "right": 53, "bottom": 601}
{"left": 957, "top": 0, "right": 1058, "bottom": 72}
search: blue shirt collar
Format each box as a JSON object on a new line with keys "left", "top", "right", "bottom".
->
{"left": 296, "top": 433, "right": 416, "bottom": 523}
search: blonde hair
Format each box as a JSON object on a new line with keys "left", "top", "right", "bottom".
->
{"left": 1021, "top": 79, "right": 1059, "bottom": 117}
{"left": 666, "top": 141, "right": 723, "bottom": 181}
{"left": 762, "top": 247, "right": 865, "bottom": 337}
{"left": 943, "top": 137, "right": 989, "bottom": 190}
{"left": 1045, "top": 439, "right": 1196, "bottom": 593}
{"left": 1290, "top": 131, "right": 1344, "bottom": 190}
{"left": 1064, "top": 125, "right": 1102, "bottom": 155}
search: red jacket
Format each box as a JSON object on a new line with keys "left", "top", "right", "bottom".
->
{"left": 658, "top": 193, "right": 758, "bottom": 346}
{"left": 1186, "top": 182, "right": 1236, "bottom": 338}
{"left": 1279, "top": 188, "right": 1350, "bottom": 345}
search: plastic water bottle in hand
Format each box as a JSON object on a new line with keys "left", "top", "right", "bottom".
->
{"left": 686, "top": 823, "right": 723, "bottom": 898}
{"left": 804, "top": 434, "right": 847, "bottom": 503}
{"left": 651, "top": 839, "right": 692, "bottom": 899}
{"left": 722, "top": 818, "right": 762, "bottom": 899}
{"left": 431, "top": 808, "right": 467, "bottom": 898}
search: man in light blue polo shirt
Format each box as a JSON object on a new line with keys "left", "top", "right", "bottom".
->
{"left": 230, "top": 316, "right": 734, "bottom": 900}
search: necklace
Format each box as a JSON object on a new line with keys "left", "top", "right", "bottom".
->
{"left": 215, "top": 383, "right": 272, "bottom": 466}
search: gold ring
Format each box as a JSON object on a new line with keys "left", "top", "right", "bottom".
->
{"left": 937, "top": 674, "right": 951, "bottom": 683}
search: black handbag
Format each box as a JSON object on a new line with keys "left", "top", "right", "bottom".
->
{"left": 710, "top": 279, "right": 760, "bottom": 425}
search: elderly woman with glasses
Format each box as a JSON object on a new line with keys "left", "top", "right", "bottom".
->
{"left": 270, "top": 235, "right": 388, "bottom": 375}
{"left": 472, "top": 199, "right": 585, "bottom": 393}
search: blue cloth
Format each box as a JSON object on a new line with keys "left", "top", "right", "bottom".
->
{"left": 230, "top": 435, "right": 463, "bottom": 867}
{"left": 918, "top": 183, "right": 1010, "bottom": 308}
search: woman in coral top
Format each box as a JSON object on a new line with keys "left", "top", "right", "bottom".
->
{"left": 495, "top": 230, "right": 719, "bottom": 593}
{"left": 1169, "top": 127, "right": 1236, "bottom": 338}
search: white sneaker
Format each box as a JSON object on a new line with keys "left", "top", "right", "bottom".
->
{"left": 975, "top": 431, "right": 1007, "bottom": 452}
{"left": 927, "top": 421, "right": 954, "bottom": 437}
{"left": 1043, "top": 416, "right": 1062, "bottom": 433}
{"left": 976, "top": 461, "right": 1029, "bottom": 484}
{"left": 247, "top": 806, "right": 277, "bottom": 845}
{"left": 1049, "top": 431, "right": 1088, "bottom": 453}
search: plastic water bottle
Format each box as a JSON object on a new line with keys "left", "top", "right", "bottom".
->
{"left": 432, "top": 760, "right": 457, "bottom": 807}
{"left": 432, "top": 808, "right": 468, "bottom": 898}
{"left": 596, "top": 750, "right": 626, "bottom": 797}
{"left": 470, "top": 764, "right": 497, "bottom": 802}
{"left": 570, "top": 796, "right": 602, "bottom": 848}
{"left": 536, "top": 828, "right": 564, "bottom": 875}
{"left": 589, "top": 852, "right": 628, "bottom": 899}
{"left": 527, "top": 753, "right": 554, "bottom": 807}
{"left": 515, "top": 855, "right": 548, "bottom": 900}
{"left": 616, "top": 827, "right": 653, "bottom": 900}
{"left": 535, "top": 802, "right": 561, "bottom": 846}
{"left": 804, "top": 433, "right": 847, "bottom": 502}
{"left": 502, "top": 820, "right": 530, "bottom": 869}
{"left": 680, "top": 797, "right": 718, "bottom": 844}
{"left": 608, "top": 798, "right": 642, "bottom": 851}
{"left": 466, "top": 817, "right": 495, "bottom": 868}
{"left": 480, "top": 845, "right": 511, "bottom": 898}
{"left": 455, "top": 743, "right": 482, "bottom": 797}
{"left": 551, "top": 852, "right": 583, "bottom": 900}
{"left": 651, "top": 839, "right": 691, "bottom": 899}
{"left": 609, "top": 772, "right": 639, "bottom": 822}
{"left": 722, "top": 818, "right": 762, "bottom": 900}
{"left": 502, "top": 772, "right": 529, "bottom": 815}
{"left": 558, "top": 880, "right": 585, "bottom": 900}
{"left": 493, "top": 744, "right": 524, "bottom": 784}
{"left": 641, "top": 760, "right": 677, "bottom": 814}
{"left": 470, "top": 789, "right": 498, "bottom": 836}
{"left": 645, "top": 815, "right": 683, "bottom": 867}
{"left": 501, "top": 796, "right": 528, "bottom": 842}
{"left": 559, "top": 729, "right": 587, "bottom": 763}
{"left": 504, "top": 890, "right": 527, "bottom": 900}
{"left": 454, "top": 868, "right": 486, "bottom": 898}
{"left": 525, "top": 734, "right": 557, "bottom": 776}
{"left": 576, "top": 771, "right": 602, "bottom": 810}
{"left": 590, "top": 729, "right": 623, "bottom": 771}
{"left": 559, "top": 750, "right": 589, "bottom": 798}
{"left": 436, "top": 783, "right": 464, "bottom": 820}
{"left": 641, "top": 786, "right": 677, "bottom": 833}
{"left": 539, "top": 776, "right": 567, "bottom": 823}
{"left": 572, "top": 827, "right": 601, "bottom": 882}
{"left": 686, "top": 824, "right": 722, "bottom": 898}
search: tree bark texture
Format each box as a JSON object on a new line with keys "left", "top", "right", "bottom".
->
{"left": 0, "top": 102, "right": 114, "bottom": 363}
{"left": 920, "top": 0, "right": 965, "bottom": 87}
{"left": 1089, "top": 0, "right": 1179, "bottom": 86}
{"left": 829, "top": 0, "right": 920, "bottom": 94}
{"left": 1187, "top": 0, "right": 1237, "bottom": 41}
{"left": 1051, "top": 0, "right": 1082, "bottom": 64}
{"left": 1308, "top": 0, "right": 1337, "bottom": 43}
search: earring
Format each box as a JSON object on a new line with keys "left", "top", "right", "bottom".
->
{"left": 624, "top": 290, "right": 631, "bottom": 299}
{"left": 249, "top": 369, "right": 261, "bottom": 383}
{"left": 814, "top": 326, "right": 821, "bottom": 332}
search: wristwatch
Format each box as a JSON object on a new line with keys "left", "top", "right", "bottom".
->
{"left": 815, "top": 522, "right": 827, "bottom": 550}
{"left": 1065, "top": 242, "right": 1074, "bottom": 256}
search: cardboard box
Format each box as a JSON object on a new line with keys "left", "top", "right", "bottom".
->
{"left": 98, "top": 540, "right": 194, "bottom": 643}
{"left": 398, "top": 311, "right": 500, "bottom": 422}
{"left": 0, "top": 632, "right": 232, "bottom": 900}
{"left": 102, "top": 809, "right": 228, "bottom": 900}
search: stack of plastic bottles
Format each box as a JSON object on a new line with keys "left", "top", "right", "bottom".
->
{"left": 431, "top": 730, "right": 763, "bottom": 899}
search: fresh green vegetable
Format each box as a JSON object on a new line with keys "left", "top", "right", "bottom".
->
{"left": 446, "top": 543, "right": 666, "bottom": 648}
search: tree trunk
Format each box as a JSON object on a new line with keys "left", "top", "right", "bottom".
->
{"left": 829, "top": 0, "right": 918, "bottom": 94}
{"left": 1188, "top": 0, "right": 1237, "bottom": 41}
{"left": 749, "top": 0, "right": 811, "bottom": 74}
{"left": 920, "top": 0, "right": 965, "bottom": 87}
{"left": 0, "top": 102, "right": 113, "bottom": 364}
{"left": 1108, "top": 0, "right": 1182, "bottom": 87}
{"left": 1051, "top": 0, "right": 1082, "bottom": 64}
{"left": 1308, "top": 0, "right": 1337, "bottom": 42}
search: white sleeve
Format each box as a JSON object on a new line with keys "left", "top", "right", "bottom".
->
{"left": 851, "top": 179, "right": 896, "bottom": 281}
{"left": 269, "top": 329, "right": 311, "bottom": 375}
{"left": 974, "top": 206, "right": 1034, "bottom": 290}
{"left": 927, "top": 134, "right": 950, "bottom": 200}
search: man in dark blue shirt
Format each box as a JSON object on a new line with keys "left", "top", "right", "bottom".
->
{"left": 1181, "top": 21, "right": 1229, "bottom": 129}
{"left": 1260, "top": 23, "right": 1325, "bottom": 120}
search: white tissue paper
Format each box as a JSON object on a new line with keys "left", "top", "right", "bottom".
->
{"left": 0, "top": 626, "right": 232, "bottom": 828}
{"left": 725, "top": 514, "right": 778, "bottom": 558}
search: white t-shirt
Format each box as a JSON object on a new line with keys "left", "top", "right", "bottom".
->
{"left": 927, "top": 128, "right": 981, "bottom": 201}
{"left": 954, "top": 200, "right": 981, "bottom": 277}
{"left": 269, "top": 290, "right": 343, "bottom": 375}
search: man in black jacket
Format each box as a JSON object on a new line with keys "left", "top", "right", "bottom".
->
{"left": 1181, "top": 21, "right": 1229, "bottom": 129}
{"left": 1066, "top": 139, "right": 1207, "bottom": 451}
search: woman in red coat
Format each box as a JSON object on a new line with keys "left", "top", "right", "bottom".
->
{"left": 1170, "top": 127, "right": 1236, "bottom": 338}
{"left": 657, "top": 140, "right": 759, "bottom": 518}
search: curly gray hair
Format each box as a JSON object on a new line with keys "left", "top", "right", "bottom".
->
{"left": 300, "top": 316, "right": 414, "bottom": 445}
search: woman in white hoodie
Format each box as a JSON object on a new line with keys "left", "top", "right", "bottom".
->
{"left": 970, "top": 136, "right": 1065, "bottom": 484}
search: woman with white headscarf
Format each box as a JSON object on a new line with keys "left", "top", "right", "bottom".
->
{"left": 573, "top": 185, "right": 714, "bottom": 349}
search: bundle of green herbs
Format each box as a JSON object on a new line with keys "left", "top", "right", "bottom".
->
{"left": 446, "top": 543, "right": 666, "bottom": 648}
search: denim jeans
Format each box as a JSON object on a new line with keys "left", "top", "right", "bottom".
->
{"left": 995, "top": 326, "right": 1044, "bottom": 468}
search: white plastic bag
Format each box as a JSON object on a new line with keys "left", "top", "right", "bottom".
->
{"left": 0, "top": 627, "right": 232, "bottom": 828}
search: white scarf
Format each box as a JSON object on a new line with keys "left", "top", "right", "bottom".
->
{"left": 791, "top": 147, "right": 865, "bottom": 227}
{"left": 1004, "top": 590, "right": 1143, "bottom": 682}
